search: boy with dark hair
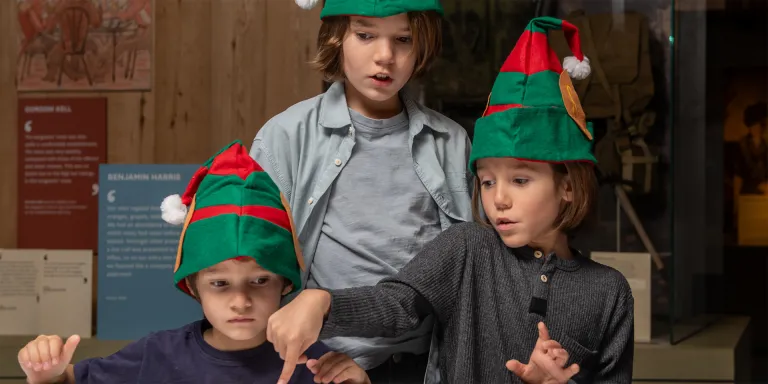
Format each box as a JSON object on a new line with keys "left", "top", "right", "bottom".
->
{"left": 17, "top": 141, "right": 369, "bottom": 384}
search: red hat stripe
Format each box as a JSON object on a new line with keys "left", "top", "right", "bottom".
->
{"left": 190, "top": 204, "right": 292, "bottom": 232}
{"left": 208, "top": 144, "right": 264, "bottom": 180}
{"left": 483, "top": 103, "right": 523, "bottom": 117}
{"left": 499, "top": 30, "right": 563, "bottom": 76}
{"left": 561, "top": 20, "right": 584, "bottom": 61}
{"left": 181, "top": 166, "right": 209, "bottom": 206}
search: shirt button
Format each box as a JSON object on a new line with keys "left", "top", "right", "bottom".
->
{"left": 334, "top": 159, "right": 342, "bottom": 166}
{"left": 534, "top": 250, "right": 543, "bottom": 259}
{"left": 308, "top": 198, "right": 314, "bottom": 205}
{"left": 540, "top": 275, "right": 548, "bottom": 283}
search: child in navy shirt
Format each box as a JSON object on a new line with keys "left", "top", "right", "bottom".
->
{"left": 17, "top": 141, "right": 370, "bottom": 384}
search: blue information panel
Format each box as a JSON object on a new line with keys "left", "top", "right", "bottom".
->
{"left": 97, "top": 164, "right": 202, "bottom": 340}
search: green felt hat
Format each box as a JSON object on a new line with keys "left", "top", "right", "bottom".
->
{"left": 160, "top": 140, "right": 304, "bottom": 297}
{"left": 294, "top": 0, "right": 443, "bottom": 18}
{"left": 468, "top": 17, "right": 596, "bottom": 174}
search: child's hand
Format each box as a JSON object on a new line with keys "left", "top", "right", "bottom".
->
{"left": 267, "top": 289, "right": 332, "bottom": 384}
{"left": 506, "top": 322, "right": 579, "bottom": 384}
{"left": 17, "top": 334, "right": 80, "bottom": 384}
{"left": 306, "top": 352, "right": 371, "bottom": 384}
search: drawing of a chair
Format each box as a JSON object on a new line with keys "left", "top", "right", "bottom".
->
{"left": 57, "top": 6, "right": 93, "bottom": 87}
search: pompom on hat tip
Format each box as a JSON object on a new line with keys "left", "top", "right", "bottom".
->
{"left": 563, "top": 55, "right": 591, "bottom": 80}
{"left": 160, "top": 194, "right": 187, "bottom": 225}
{"left": 294, "top": 0, "right": 321, "bottom": 10}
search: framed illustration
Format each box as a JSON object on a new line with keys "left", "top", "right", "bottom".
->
{"left": 16, "top": 0, "right": 152, "bottom": 91}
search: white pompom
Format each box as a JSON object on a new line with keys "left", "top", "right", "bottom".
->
{"left": 563, "top": 56, "right": 591, "bottom": 80}
{"left": 161, "top": 194, "right": 188, "bottom": 225}
{"left": 295, "top": 0, "right": 321, "bottom": 10}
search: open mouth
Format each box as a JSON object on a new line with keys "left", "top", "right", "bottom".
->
{"left": 370, "top": 73, "right": 393, "bottom": 83}
{"left": 495, "top": 218, "right": 517, "bottom": 226}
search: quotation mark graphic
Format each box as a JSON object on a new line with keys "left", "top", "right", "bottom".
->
{"left": 24, "top": 120, "right": 32, "bottom": 133}
{"left": 107, "top": 190, "right": 116, "bottom": 203}
{"left": 92, "top": 184, "right": 99, "bottom": 196}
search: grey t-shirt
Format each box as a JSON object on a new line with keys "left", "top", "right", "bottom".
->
{"left": 307, "top": 107, "right": 443, "bottom": 369}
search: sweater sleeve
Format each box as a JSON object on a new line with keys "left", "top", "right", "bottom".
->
{"left": 319, "top": 224, "right": 469, "bottom": 339}
{"left": 594, "top": 285, "right": 634, "bottom": 383}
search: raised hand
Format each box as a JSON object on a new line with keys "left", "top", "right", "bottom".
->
{"left": 267, "top": 289, "right": 332, "bottom": 384}
{"left": 18, "top": 334, "right": 80, "bottom": 384}
{"left": 506, "top": 322, "right": 579, "bottom": 384}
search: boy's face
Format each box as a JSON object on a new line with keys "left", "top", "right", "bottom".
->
{"left": 477, "top": 158, "right": 572, "bottom": 250}
{"left": 192, "top": 258, "right": 291, "bottom": 343}
{"left": 341, "top": 14, "right": 416, "bottom": 104}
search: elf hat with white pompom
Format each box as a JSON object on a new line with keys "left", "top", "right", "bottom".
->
{"left": 160, "top": 140, "right": 304, "bottom": 297}
{"left": 469, "top": 16, "right": 596, "bottom": 173}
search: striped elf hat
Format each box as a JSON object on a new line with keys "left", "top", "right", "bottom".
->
{"left": 294, "top": 0, "right": 443, "bottom": 18}
{"left": 160, "top": 140, "right": 304, "bottom": 297}
{"left": 468, "top": 16, "right": 596, "bottom": 174}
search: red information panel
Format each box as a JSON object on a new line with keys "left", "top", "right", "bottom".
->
{"left": 17, "top": 98, "right": 107, "bottom": 250}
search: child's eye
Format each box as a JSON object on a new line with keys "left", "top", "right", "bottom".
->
{"left": 396, "top": 36, "right": 412, "bottom": 43}
{"left": 210, "top": 280, "right": 228, "bottom": 288}
{"left": 481, "top": 180, "right": 495, "bottom": 188}
{"left": 252, "top": 277, "right": 270, "bottom": 285}
{"left": 356, "top": 32, "right": 373, "bottom": 40}
{"left": 513, "top": 178, "right": 529, "bottom": 185}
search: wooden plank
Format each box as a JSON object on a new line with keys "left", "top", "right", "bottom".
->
{"left": 107, "top": 92, "right": 155, "bottom": 164}
{"left": 0, "top": 0, "right": 19, "bottom": 249}
{"left": 264, "top": 0, "right": 322, "bottom": 129}
{"left": 153, "top": 0, "right": 212, "bottom": 163}
{"left": 210, "top": 0, "right": 268, "bottom": 150}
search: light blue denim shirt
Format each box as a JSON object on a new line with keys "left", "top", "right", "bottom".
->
{"left": 250, "top": 81, "right": 473, "bottom": 383}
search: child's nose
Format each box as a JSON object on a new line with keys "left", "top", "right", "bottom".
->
{"left": 230, "top": 291, "right": 252, "bottom": 310}
{"left": 494, "top": 187, "right": 512, "bottom": 209}
{"left": 374, "top": 40, "right": 394, "bottom": 64}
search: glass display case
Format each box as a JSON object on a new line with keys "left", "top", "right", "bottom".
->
{"left": 423, "top": 0, "right": 725, "bottom": 345}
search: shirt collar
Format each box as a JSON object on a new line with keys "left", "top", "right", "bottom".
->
{"left": 514, "top": 245, "right": 583, "bottom": 272}
{"left": 317, "top": 81, "right": 447, "bottom": 134}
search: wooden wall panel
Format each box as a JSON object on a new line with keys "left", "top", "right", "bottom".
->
{"left": 0, "top": 0, "right": 323, "bottom": 249}
{"left": 0, "top": 1, "right": 18, "bottom": 249}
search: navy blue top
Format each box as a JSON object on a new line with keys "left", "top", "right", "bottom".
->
{"left": 74, "top": 319, "right": 330, "bottom": 383}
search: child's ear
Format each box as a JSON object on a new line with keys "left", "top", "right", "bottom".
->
{"left": 185, "top": 278, "right": 197, "bottom": 298}
{"left": 560, "top": 174, "right": 574, "bottom": 203}
{"left": 282, "top": 283, "right": 294, "bottom": 296}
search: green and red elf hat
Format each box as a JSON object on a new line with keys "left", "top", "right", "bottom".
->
{"left": 160, "top": 140, "right": 304, "bottom": 297}
{"left": 294, "top": 0, "right": 443, "bottom": 18}
{"left": 468, "top": 16, "right": 596, "bottom": 174}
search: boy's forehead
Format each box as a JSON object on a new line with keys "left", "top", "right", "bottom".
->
{"left": 478, "top": 158, "right": 539, "bottom": 171}
{"left": 200, "top": 258, "right": 264, "bottom": 273}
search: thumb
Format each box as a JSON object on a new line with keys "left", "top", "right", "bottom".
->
{"left": 566, "top": 363, "right": 580, "bottom": 377}
{"left": 505, "top": 359, "right": 526, "bottom": 376}
{"left": 62, "top": 335, "right": 81, "bottom": 363}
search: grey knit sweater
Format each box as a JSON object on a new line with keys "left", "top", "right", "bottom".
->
{"left": 319, "top": 222, "right": 634, "bottom": 383}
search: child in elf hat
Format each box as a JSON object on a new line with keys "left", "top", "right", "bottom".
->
{"left": 251, "top": 0, "right": 472, "bottom": 382}
{"left": 266, "top": 17, "right": 634, "bottom": 384}
{"left": 17, "top": 141, "right": 370, "bottom": 384}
